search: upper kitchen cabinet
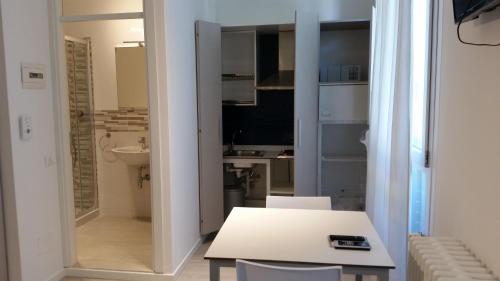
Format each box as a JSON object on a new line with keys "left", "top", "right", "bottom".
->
{"left": 221, "top": 27, "right": 257, "bottom": 106}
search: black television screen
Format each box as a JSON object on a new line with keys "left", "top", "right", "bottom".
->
{"left": 453, "top": 0, "right": 500, "bottom": 23}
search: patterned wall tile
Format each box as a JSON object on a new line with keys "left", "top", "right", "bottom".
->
{"left": 94, "top": 107, "right": 149, "bottom": 132}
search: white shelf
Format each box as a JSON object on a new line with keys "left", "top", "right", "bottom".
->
{"left": 319, "top": 120, "right": 368, "bottom": 125}
{"left": 319, "top": 81, "right": 368, "bottom": 86}
{"left": 319, "top": 83, "right": 369, "bottom": 123}
{"left": 321, "top": 154, "right": 367, "bottom": 163}
{"left": 270, "top": 185, "right": 294, "bottom": 195}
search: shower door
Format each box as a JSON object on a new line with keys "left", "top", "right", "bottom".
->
{"left": 65, "top": 37, "right": 98, "bottom": 219}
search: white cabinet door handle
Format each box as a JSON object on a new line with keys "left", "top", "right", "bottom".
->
{"left": 297, "top": 119, "right": 302, "bottom": 148}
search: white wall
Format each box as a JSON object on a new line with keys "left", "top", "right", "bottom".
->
{"left": 0, "top": 0, "right": 64, "bottom": 280}
{"left": 96, "top": 131, "right": 151, "bottom": 218}
{"left": 161, "top": 0, "right": 372, "bottom": 272}
{"left": 62, "top": 0, "right": 142, "bottom": 16}
{"left": 432, "top": 1, "right": 500, "bottom": 277}
{"left": 214, "top": 0, "right": 372, "bottom": 26}
{"left": 164, "top": 0, "right": 211, "bottom": 270}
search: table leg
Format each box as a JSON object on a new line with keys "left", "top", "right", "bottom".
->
{"left": 375, "top": 269, "right": 390, "bottom": 281}
{"left": 343, "top": 267, "right": 390, "bottom": 281}
{"left": 209, "top": 260, "right": 220, "bottom": 281}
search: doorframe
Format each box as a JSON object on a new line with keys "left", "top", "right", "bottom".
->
{"left": 0, "top": 177, "right": 8, "bottom": 281}
{"left": 48, "top": 0, "right": 170, "bottom": 276}
{"left": 427, "top": 0, "right": 443, "bottom": 235}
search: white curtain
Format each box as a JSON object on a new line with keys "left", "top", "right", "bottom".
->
{"left": 366, "top": 0, "right": 411, "bottom": 281}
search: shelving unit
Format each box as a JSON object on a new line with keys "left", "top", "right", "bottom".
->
{"left": 256, "top": 70, "right": 294, "bottom": 90}
{"left": 321, "top": 154, "right": 367, "bottom": 162}
{"left": 317, "top": 20, "right": 370, "bottom": 211}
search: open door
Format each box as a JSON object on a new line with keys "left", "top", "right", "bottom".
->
{"left": 195, "top": 21, "right": 224, "bottom": 235}
{"left": 294, "top": 11, "right": 320, "bottom": 196}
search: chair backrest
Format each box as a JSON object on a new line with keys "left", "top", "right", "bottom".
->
{"left": 266, "top": 196, "right": 332, "bottom": 210}
{"left": 236, "top": 259, "right": 342, "bottom": 281}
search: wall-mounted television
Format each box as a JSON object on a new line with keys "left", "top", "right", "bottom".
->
{"left": 453, "top": 0, "right": 500, "bottom": 23}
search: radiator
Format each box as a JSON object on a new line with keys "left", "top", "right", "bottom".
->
{"left": 408, "top": 236, "right": 498, "bottom": 281}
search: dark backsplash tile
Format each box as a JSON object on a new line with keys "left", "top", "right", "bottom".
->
{"left": 223, "top": 91, "right": 294, "bottom": 145}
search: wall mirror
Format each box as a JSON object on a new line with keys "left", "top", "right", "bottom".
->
{"left": 115, "top": 43, "right": 148, "bottom": 108}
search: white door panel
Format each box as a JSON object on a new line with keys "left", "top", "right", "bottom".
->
{"left": 294, "top": 11, "right": 320, "bottom": 196}
{"left": 196, "top": 21, "right": 224, "bottom": 235}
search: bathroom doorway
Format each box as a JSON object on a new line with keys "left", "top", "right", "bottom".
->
{"left": 54, "top": 0, "right": 159, "bottom": 274}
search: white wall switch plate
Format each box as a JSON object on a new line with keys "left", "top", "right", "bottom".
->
{"left": 19, "top": 114, "right": 33, "bottom": 141}
{"left": 21, "top": 63, "right": 46, "bottom": 89}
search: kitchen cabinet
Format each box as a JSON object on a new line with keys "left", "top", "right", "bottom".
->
{"left": 222, "top": 29, "right": 256, "bottom": 105}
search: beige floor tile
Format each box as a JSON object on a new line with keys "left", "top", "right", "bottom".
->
{"left": 176, "top": 240, "right": 374, "bottom": 281}
{"left": 69, "top": 228, "right": 375, "bottom": 281}
{"left": 75, "top": 216, "right": 152, "bottom": 272}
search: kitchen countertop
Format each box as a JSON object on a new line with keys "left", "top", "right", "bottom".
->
{"left": 223, "top": 150, "right": 294, "bottom": 160}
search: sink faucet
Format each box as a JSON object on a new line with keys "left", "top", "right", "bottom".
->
{"left": 229, "top": 129, "right": 243, "bottom": 152}
{"left": 138, "top": 137, "right": 147, "bottom": 149}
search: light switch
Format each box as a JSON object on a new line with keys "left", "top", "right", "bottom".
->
{"left": 19, "top": 114, "right": 33, "bottom": 141}
{"left": 21, "top": 63, "right": 46, "bottom": 89}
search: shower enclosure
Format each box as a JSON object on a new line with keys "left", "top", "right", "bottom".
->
{"left": 65, "top": 37, "right": 98, "bottom": 219}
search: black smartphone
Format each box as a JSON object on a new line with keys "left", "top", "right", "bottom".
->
{"left": 329, "top": 235, "right": 366, "bottom": 242}
{"left": 329, "top": 235, "right": 372, "bottom": 251}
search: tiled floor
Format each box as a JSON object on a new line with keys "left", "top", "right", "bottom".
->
{"left": 177, "top": 241, "right": 237, "bottom": 281}
{"left": 66, "top": 239, "right": 367, "bottom": 281}
{"left": 75, "top": 216, "right": 152, "bottom": 272}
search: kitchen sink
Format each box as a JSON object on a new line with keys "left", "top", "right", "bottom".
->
{"left": 224, "top": 150, "right": 264, "bottom": 157}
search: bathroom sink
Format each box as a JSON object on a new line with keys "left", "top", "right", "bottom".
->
{"left": 112, "top": 146, "right": 150, "bottom": 166}
{"left": 224, "top": 150, "right": 264, "bottom": 157}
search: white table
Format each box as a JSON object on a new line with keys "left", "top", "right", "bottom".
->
{"left": 205, "top": 207, "right": 395, "bottom": 281}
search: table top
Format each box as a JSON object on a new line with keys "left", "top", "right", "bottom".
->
{"left": 205, "top": 207, "right": 395, "bottom": 269}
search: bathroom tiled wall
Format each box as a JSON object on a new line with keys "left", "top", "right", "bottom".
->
{"left": 93, "top": 108, "right": 151, "bottom": 219}
{"left": 94, "top": 107, "right": 149, "bottom": 132}
{"left": 66, "top": 39, "right": 98, "bottom": 218}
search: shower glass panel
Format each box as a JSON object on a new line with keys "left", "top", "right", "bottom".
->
{"left": 65, "top": 37, "right": 98, "bottom": 218}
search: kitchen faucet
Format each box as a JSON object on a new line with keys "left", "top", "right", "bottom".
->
{"left": 229, "top": 129, "right": 243, "bottom": 152}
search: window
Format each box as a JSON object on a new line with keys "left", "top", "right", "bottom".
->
{"left": 409, "top": 0, "right": 433, "bottom": 235}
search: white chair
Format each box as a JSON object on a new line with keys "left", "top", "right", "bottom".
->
{"left": 266, "top": 196, "right": 332, "bottom": 210}
{"left": 236, "top": 259, "right": 342, "bottom": 281}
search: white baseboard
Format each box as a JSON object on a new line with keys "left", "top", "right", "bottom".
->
{"left": 64, "top": 268, "right": 173, "bottom": 281}
{"left": 172, "top": 238, "right": 202, "bottom": 280}
{"left": 46, "top": 269, "right": 65, "bottom": 281}
{"left": 58, "top": 238, "right": 202, "bottom": 281}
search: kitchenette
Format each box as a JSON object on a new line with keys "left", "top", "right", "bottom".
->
{"left": 195, "top": 18, "right": 370, "bottom": 234}
{"left": 219, "top": 24, "right": 297, "bottom": 213}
